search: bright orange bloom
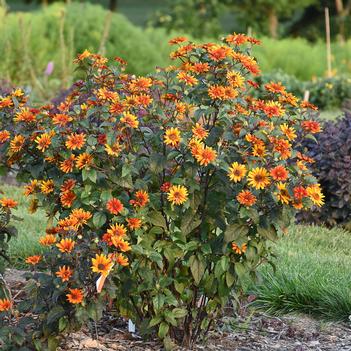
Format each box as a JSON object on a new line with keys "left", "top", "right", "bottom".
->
{"left": 115, "top": 253, "right": 129, "bottom": 266}
{"left": 0, "top": 197, "right": 18, "bottom": 208}
{"left": 302, "top": 120, "right": 321, "bottom": 134}
{"left": 25, "top": 255, "right": 42, "bottom": 265}
{"left": 60, "top": 191, "right": 76, "bottom": 208}
{"left": 9, "top": 135, "right": 25, "bottom": 153}
{"left": 195, "top": 146, "right": 217, "bottom": 166}
{"left": 70, "top": 208, "right": 92, "bottom": 227}
{"left": 228, "top": 162, "right": 247, "bottom": 182}
{"left": 275, "top": 183, "right": 291, "bottom": 204}
{"left": 0, "top": 96, "right": 13, "bottom": 109}
{"left": 306, "top": 184, "right": 325, "bottom": 207}
{"left": 39, "top": 234, "right": 57, "bottom": 246}
{"left": 60, "top": 155, "right": 76, "bottom": 173}
{"left": 111, "top": 237, "right": 131, "bottom": 252}
{"left": 207, "top": 45, "right": 230, "bottom": 61}
{"left": 232, "top": 242, "right": 247, "bottom": 254}
{"left": 76, "top": 49, "right": 91, "bottom": 61}
{"left": 106, "top": 198, "right": 124, "bottom": 215}
{"left": 126, "top": 217, "right": 142, "bottom": 230}
{"left": 0, "top": 298, "right": 12, "bottom": 312}
{"left": 35, "top": 133, "right": 52, "bottom": 152}
{"left": 192, "top": 123, "right": 208, "bottom": 140}
{"left": 264, "top": 101, "right": 285, "bottom": 118}
{"left": 105, "top": 142, "right": 122, "bottom": 157}
{"left": 40, "top": 180, "right": 55, "bottom": 194}
{"left": 56, "top": 238, "right": 75, "bottom": 253}
{"left": 280, "top": 123, "right": 297, "bottom": 141}
{"left": 168, "top": 36, "right": 187, "bottom": 45}
{"left": 24, "top": 180, "right": 39, "bottom": 196}
{"left": 65, "top": 133, "right": 86, "bottom": 150}
{"left": 237, "top": 190, "right": 257, "bottom": 206}
{"left": 130, "top": 190, "right": 149, "bottom": 207}
{"left": 164, "top": 127, "right": 181, "bottom": 147}
{"left": 106, "top": 223, "right": 127, "bottom": 237}
{"left": 227, "top": 71, "right": 245, "bottom": 88}
{"left": 56, "top": 266, "right": 73, "bottom": 282}
{"left": 120, "top": 112, "right": 139, "bottom": 129}
{"left": 177, "top": 71, "right": 198, "bottom": 86}
{"left": 0, "top": 130, "right": 10, "bottom": 143}
{"left": 76, "top": 153, "right": 93, "bottom": 169}
{"left": 91, "top": 254, "right": 113, "bottom": 277}
{"left": 247, "top": 168, "right": 270, "bottom": 190}
{"left": 208, "top": 85, "right": 225, "bottom": 99}
{"left": 293, "top": 186, "right": 308, "bottom": 200}
{"left": 52, "top": 113, "right": 72, "bottom": 127}
{"left": 265, "top": 81, "right": 286, "bottom": 94}
{"left": 60, "top": 179, "right": 76, "bottom": 193}
{"left": 66, "top": 288, "right": 84, "bottom": 304}
{"left": 129, "top": 77, "right": 153, "bottom": 91}
{"left": 167, "top": 185, "right": 188, "bottom": 205}
{"left": 270, "top": 165, "right": 289, "bottom": 182}
{"left": 15, "top": 108, "right": 36, "bottom": 123}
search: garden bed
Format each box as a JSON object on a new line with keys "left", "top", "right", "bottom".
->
{"left": 5, "top": 269, "right": 351, "bottom": 351}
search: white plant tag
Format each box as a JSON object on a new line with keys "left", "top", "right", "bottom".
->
{"left": 128, "top": 319, "right": 136, "bottom": 333}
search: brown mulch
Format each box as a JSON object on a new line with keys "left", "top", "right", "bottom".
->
{"left": 4, "top": 268, "right": 351, "bottom": 351}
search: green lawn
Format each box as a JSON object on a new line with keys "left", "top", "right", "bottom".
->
{"left": 2, "top": 184, "right": 351, "bottom": 321}
{"left": 252, "top": 225, "right": 351, "bottom": 321}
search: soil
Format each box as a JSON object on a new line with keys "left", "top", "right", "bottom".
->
{"left": 4, "top": 269, "right": 351, "bottom": 351}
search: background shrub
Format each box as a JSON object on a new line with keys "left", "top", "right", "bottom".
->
{"left": 298, "top": 109, "right": 351, "bottom": 227}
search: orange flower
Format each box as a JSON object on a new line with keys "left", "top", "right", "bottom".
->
{"left": 0, "top": 130, "right": 10, "bottom": 143}
{"left": 126, "top": 217, "right": 142, "bottom": 230}
{"left": 120, "top": 112, "right": 139, "bottom": 129}
{"left": 164, "top": 127, "right": 181, "bottom": 147}
{"left": 177, "top": 71, "right": 198, "bottom": 86}
{"left": 60, "top": 155, "right": 76, "bottom": 173}
{"left": 14, "top": 108, "right": 36, "bottom": 123}
{"left": 208, "top": 85, "right": 225, "bottom": 100}
{"left": 106, "top": 223, "right": 127, "bottom": 237}
{"left": 280, "top": 123, "right": 297, "bottom": 141}
{"left": 0, "top": 298, "right": 12, "bottom": 312}
{"left": 168, "top": 36, "right": 187, "bottom": 45}
{"left": 35, "top": 133, "right": 52, "bottom": 152}
{"left": 65, "top": 133, "right": 86, "bottom": 150}
{"left": 9, "top": 135, "right": 25, "bottom": 153}
{"left": 91, "top": 254, "right": 113, "bottom": 277}
{"left": 270, "top": 165, "right": 289, "bottom": 182}
{"left": 70, "top": 208, "right": 92, "bottom": 227}
{"left": 40, "top": 180, "right": 55, "bottom": 194}
{"left": 130, "top": 190, "right": 149, "bottom": 207}
{"left": 228, "top": 162, "right": 247, "bottom": 182}
{"left": 232, "top": 242, "right": 247, "bottom": 255}
{"left": 56, "top": 238, "right": 75, "bottom": 253}
{"left": 25, "top": 255, "right": 42, "bottom": 265}
{"left": 0, "top": 197, "right": 18, "bottom": 208}
{"left": 195, "top": 146, "right": 217, "bottom": 166}
{"left": 60, "top": 191, "right": 76, "bottom": 208}
{"left": 52, "top": 113, "right": 72, "bottom": 127}
{"left": 105, "top": 142, "right": 122, "bottom": 157}
{"left": 76, "top": 49, "right": 91, "bottom": 61}
{"left": 264, "top": 101, "right": 285, "bottom": 118}
{"left": 237, "top": 190, "right": 257, "bottom": 206}
{"left": 76, "top": 153, "right": 93, "bottom": 169}
{"left": 56, "top": 266, "right": 73, "bottom": 282}
{"left": 106, "top": 198, "right": 124, "bottom": 215}
{"left": 24, "top": 180, "right": 39, "bottom": 196}
{"left": 265, "top": 81, "right": 286, "bottom": 94}
{"left": 192, "top": 123, "right": 208, "bottom": 140}
{"left": 247, "top": 168, "right": 270, "bottom": 190}
{"left": 306, "top": 184, "right": 325, "bottom": 207}
{"left": 302, "top": 120, "right": 321, "bottom": 134}
{"left": 39, "top": 234, "right": 57, "bottom": 246}
{"left": 293, "top": 186, "right": 308, "bottom": 200}
{"left": 66, "top": 288, "right": 84, "bottom": 304}
{"left": 167, "top": 185, "right": 188, "bottom": 205}
{"left": 60, "top": 179, "right": 76, "bottom": 193}
{"left": 111, "top": 237, "right": 131, "bottom": 252}
{"left": 115, "top": 253, "right": 129, "bottom": 266}
{"left": 207, "top": 45, "right": 230, "bottom": 61}
{"left": 275, "top": 183, "right": 291, "bottom": 204}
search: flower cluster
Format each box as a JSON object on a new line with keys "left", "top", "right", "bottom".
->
{"left": 0, "top": 34, "right": 322, "bottom": 348}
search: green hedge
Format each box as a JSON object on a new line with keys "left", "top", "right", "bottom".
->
{"left": 0, "top": 3, "right": 172, "bottom": 96}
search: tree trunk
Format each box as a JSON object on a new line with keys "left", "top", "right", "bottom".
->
{"left": 109, "top": 0, "right": 117, "bottom": 12}
{"left": 335, "top": 0, "right": 351, "bottom": 43}
{"left": 268, "top": 8, "right": 278, "bottom": 38}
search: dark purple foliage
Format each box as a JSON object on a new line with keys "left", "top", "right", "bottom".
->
{"left": 298, "top": 109, "right": 351, "bottom": 227}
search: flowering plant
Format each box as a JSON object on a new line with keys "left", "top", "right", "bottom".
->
{"left": 0, "top": 34, "right": 322, "bottom": 349}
